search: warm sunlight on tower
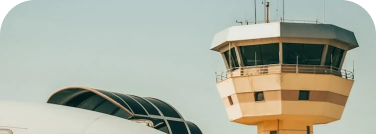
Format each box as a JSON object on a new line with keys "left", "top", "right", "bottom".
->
{"left": 211, "top": 22, "right": 358, "bottom": 134}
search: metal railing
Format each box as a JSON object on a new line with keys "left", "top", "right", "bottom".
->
{"left": 215, "top": 64, "right": 354, "bottom": 83}
{"left": 241, "top": 18, "right": 323, "bottom": 25}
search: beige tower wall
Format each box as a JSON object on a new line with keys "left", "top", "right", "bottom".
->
{"left": 219, "top": 73, "right": 353, "bottom": 125}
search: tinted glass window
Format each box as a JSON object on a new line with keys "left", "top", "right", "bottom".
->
{"left": 154, "top": 120, "right": 169, "bottom": 133}
{"left": 158, "top": 125, "right": 169, "bottom": 133}
{"left": 254, "top": 92, "right": 264, "bottom": 101}
{"left": 228, "top": 96, "right": 234, "bottom": 105}
{"left": 95, "top": 90, "right": 134, "bottom": 112}
{"left": 240, "top": 43, "right": 279, "bottom": 66}
{"left": 283, "top": 43, "right": 324, "bottom": 65}
{"left": 129, "top": 95, "right": 161, "bottom": 115}
{"left": 187, "top": 122, "right": 203, "bottom": 134}
{"left": 65, "top": 92, "right": 96, "bottom": 107}
{"left": 95, "top": 101, "right": 119, "bottom": 114}
{"left": 115, "top": 93, "right": 148, "bottom": 115}
{"left": 167, "top": 120, "right": 189, "bottom": 134}
{"left": 223, "top": 48, "right": 239, "bottom": 69}
{"left": 307, "top": 126, "right": 310, "bottom": 134}
{"left": 325, "top": 45, "right": 344, "bottom": 68}
{"left": 47, "top": 88, "right": 83, "bottom": 104}
{"left": 78, "top": 95, "right": 106, "bottom": 110}
{"left": 299, "top": 91, "right": 310, "bottom": 100}
{"left": 145, "top": 98, "right": 181, "bottom": 118}
{"left": 113, "top": 109, "right": 132, "bottom": 119}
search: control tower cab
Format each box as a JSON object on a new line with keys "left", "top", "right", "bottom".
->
{"left": 211, "top": 22, "right": 358, "bottom": 134}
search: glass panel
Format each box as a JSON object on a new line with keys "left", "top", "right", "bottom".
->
{"left": 325, "top": 45, "right": 344, "bottom": 68}
{"left": 223, "top": 48, "right": 239, "bottom": 69}
{"left": 187, "top": 122, "right": 203, "bottom": 134}
{"left": 47, "top": 88, "right": 83, "bottom": 104}
{"left": 114, "top": 93, "right": 148, "bottom": 115}
{"left": 228, "top": 96, "right": 233, "bottom": 105}
{"left": 240, "top": 43, "right": 279, "bottom": 66}
{"left": 113, "top": 109, "right": 132, "bottom": 119}
{"left": 167, "top": 120, "right": 189, "bottom": 134}
{"left": 307, "top": 126, "right": 310, "bottom": 134}
{"left": 78, "top": 95, "right": 106, "bottom": 110}
{"left": 254, "top": 92, "right": 264, "bottom": 101}
{"left": 144, "top": 98, "right": 181, "bottom": 118}
{"left": 157, "top": 125, "right": 169, "bottom": 134}
{"left": 129, "top": 95, "right": 161, "bottom": 115}
{"left": 283, "top": 43, "right": 324, "bottom": 65}
{"left": 94, "top": 101, "right": 119, "bottom": 114}
{"left": 95, "top": 89, "right": 133, "bottom": 112}
{"left": 299, "top": 91, "right": 310, "bottom": 100}
{"left": 65, "top": 92, "right": 96, "bottom": 107}
{"left": 152, "top": 119, "right": 169, "bottom": 133}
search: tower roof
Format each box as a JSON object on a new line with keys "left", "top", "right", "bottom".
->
{"left": 211, "top": 22, "right": 359, "bottom": 51}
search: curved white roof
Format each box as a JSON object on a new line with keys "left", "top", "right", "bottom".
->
{"left": 211, "top": 22, "right": 359, "bottom": 51}
{"left": 0, "top": 101, "right": 164, "bottom": 134}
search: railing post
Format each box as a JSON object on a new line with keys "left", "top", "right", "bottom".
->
{"left": 240, "top": 67, "right": 243, "bottom": 76}
{"left": 296, "top": 56, "right": 299, "bottom": 73}
{"left": 314, "top": 66, "right": 316, "bottom": 74}
{"left": 330, "top": 66, "right": 332, "bottom": 74}
{"left": 222, "top": 72, "right": 225, "bottom": 81}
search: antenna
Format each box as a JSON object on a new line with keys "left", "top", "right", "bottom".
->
{"left": 266, "top": 2, "right": 269, "bottom": 23}
{"left": 264, "top": 0, "right": 266, "bottom": 22}
{"left": 254, "top": 0, "right": 257, "bottom": 24}
{"left": 283, "top": 0, "right": 285, "bottom": 22}
{"left": 276, "top": 0, "right": 279, "bottom": 20}
{"left": 324, "top": 0, "right": 326, "bottom": 23}
{"left": 236, "top": 20, "right": 243, "bottom": 25}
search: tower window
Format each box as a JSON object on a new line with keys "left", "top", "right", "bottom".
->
{"left": 307, "top": 126, "right": 310, "bottom": 134}
{"left": 228, "top": 96, "right": 234, "bottom": 105}
{"left": 299, "top": 91, "right": 310, "bottom": 100}
{"left": 254, "top": 92, "right": 264, "bottom": 101}
{"left": 325, "top": 45, "right": 344, "bottom": 68}
{"left": 239, "top": 43, "right": 280, "bottom": 66}
{"left": 283, "top": 43, "right": 324, "bottom": 65}
{"left": 270, "top": 131, "right": 277, "bottom": 134}
{"left": 223, "top": 48, "right": 239, "bottom": 69}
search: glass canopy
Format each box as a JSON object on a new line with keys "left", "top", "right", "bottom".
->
{"left": 48, "top": 87, "right": 202, "bottom": 134}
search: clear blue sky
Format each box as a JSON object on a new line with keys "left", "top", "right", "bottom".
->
{"left": 0, "top": 0, "right": 375, "bottom": 133}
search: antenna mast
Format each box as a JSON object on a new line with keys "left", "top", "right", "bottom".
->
{"left": 324, "top": 0, "right": 326, "bottom": 23}
{"left": 283, "top": 0, "right": 285, "bottom": 21}
{"left": 266, "top": 2, "right": 270, "bottom": 23}
{"left": 254, "top": 0, "right": 257, "bottom": 24}
{"left": 264, "top": 0, "right": 266, "bottom": 22}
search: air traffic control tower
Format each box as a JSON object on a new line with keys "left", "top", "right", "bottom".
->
{"left": 211, "top": 22, "right": 358, "bottom": 134}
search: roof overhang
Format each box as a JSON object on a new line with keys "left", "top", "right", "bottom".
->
{"left": 210, "top": 22, "right": 359, "bottom": 52}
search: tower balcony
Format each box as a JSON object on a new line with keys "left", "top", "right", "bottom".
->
{"left": 216, "top": 64, "right": 354, "bottom": 83}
